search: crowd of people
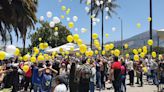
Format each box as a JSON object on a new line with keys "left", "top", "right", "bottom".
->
{"left": 0, "top": 54, "right": 164, "bottom": 92}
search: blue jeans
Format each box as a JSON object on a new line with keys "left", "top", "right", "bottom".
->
{"left": 152, "top": 70, "right": 158, "bottom": 85}
{"left": 96, "top": 72, "right": 101, "bottom": 89}
{"left": 33, "top": 83, "right": 41, "bottom": 92}
{"left": 89, "top": 82, "right": 94, "bottom": 92}
{"left": 112, "top": 80, "right": 121, "bottom": 92}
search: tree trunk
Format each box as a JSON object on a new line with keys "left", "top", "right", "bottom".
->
{"left": 90, "top": 0, "right": 93, "bottom": 49}
{"left": 149, "top": 0, "right": 152, "bottom": 53}
{"left": 101, "top": 10, "right": 104, "bottom": 50}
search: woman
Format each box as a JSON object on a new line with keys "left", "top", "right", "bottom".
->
{"left": 121, "top": 61, "right": 126, "bottom": 92}
{"left": 69, "top": 62, "right": 78, "bottom": 92}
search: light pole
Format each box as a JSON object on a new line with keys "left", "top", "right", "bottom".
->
{"left": 149, "top": 0, "right": 153, "bottom": 53}
{"left": 118, "top": 17, "right": 123, "bottom": 54}
{"left": 90, "top": 0, "right": 93, "bottom": 49}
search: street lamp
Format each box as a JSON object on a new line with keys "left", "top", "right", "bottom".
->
{"left": 118, "top": 17, "right": 123, "bottom": 54}
{"left": 149, "top": 0, "right": 153, "bottom": 53}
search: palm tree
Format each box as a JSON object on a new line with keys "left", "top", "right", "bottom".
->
{"left": 91, "top": 0, "right": 118, "bottom": 50}
{"left": 80, "top": 0, "right": 94, "bottom": 49}
{"left": 0, "top": 0, "right": 38, "bottom": 55}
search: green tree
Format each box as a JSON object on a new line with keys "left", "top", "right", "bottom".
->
{"left": 0, "top": 0, "right": 38, "bottom": 54}
{"left": 91, "top": 0, "right": 118, "bottom": 50}
{"left": 30, "top": 22, "right": 72, "bottom": 49}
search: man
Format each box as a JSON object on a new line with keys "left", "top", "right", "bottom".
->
{"left": 110, "top": 57, "right": 121, "bottom": 92}
{"left": 78, "top": 58, "right": 92, "bottom": 92}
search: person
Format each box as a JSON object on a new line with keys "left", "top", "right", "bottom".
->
{"left": 23, "top": 63, "right": 32, "bottom": 91}
{"left": 32, "top": 62, "right": 41, "bottom": 92}
{"left": 96, "top": 59, "right": 101, "bottom": 90}
{"left": 110, "top": 56, "right": 121, "bottom": 92}
{"left": 69, "top": 62, "right": 79, "bottom": 92}
{"left": 136, "top": 60, "right": 143, "bottom": 87}
{"left": 40, "top": 61, "right": 58, "bottom": 92}
{"left": 126, "top": 58, "right": 134, "bottom": 86}
{"left": 100, "top": 57, "right": 105, "bottom": 90}
{"left": 121, "top": 60, "right": 126, "bottom": 92}
{"left": 54, "top": 76, "right": 67, "bottom": 92}
{"left": 89, "top": 59, "right": 96, "bottom": 92}
{"left": 78, "top": 58, "right": 92, "bottom": 92}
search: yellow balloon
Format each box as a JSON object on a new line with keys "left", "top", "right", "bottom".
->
{"left": 148, "top": 17, "right": 152, "bottom": 22}
{"left": 88, "top": 51, "right": 94, "bottom": 56}
{"left": 137, "top": 23, "right": 141, "bottom": 28}
{"left": 67, "top": 35, "right": 73, "bottom": 43}
{"left": 152, "top": 51, "right": 157, "bottom": 58}
{"left": 54, "top": 27, "right": 59, "bottom": 31}
{"left": 92, "top": 33, "right": 98, "bottom": 39}
{"left": 138, "top": 48, "right": 142, "bottom": 53}
{"left": 59, "top": 48, "right": 63, "bottom": 52}
{"left": 31, "top": 57, "right": 36, "bottom": 63}
{"left": 76, "top": 52, "right": 80, "bottom": 57}
{"left": 65, "top": 51, "right": 69, "bottom": 55}
{"left": 52, "top": 51, "right": 57, "bottom": 56}
{"left": 98, "top": 47, "right": 101, "bottom": 51}
{"left": 105, "top": 44, "right": 110, "bottom": 51}
{"left": 22, "top": 65, "right": 29, "bottom": 73}
{"left": 126, "top": 54, "right": 130, "bottom": 58}
{"left": 60, "top": 15, "right": 65, "bottom": 19}
{"left": 18, "top": 56, "right": 23, "bottom": 61}
{"left": 114, "top": 49, "right": 120, "bottom": 56}
{"left": 0, "top": 51, "right": 6, "bottom": 60}
{"left": 143, "top": 67, "right": 148, "bottom": 73}
{"left": 147, "top": 39, "right": 153, "bottom": 46}
{"left": 39, "top": 38, "right": 42, "bottom": 41}
{"left": 66, "top": 8, "right": 70, "bottom": 15}
{"left": 85, "top": 51, "right": 89, "bottom": 57}
{"left": 124, "top": 44, "right": 128, "bottom": 49}
{"left": 102, "top": 50, "right": 106, "bottom": 55}
{"left": 140, "top": 52, "right": 145, "bottom": 58}
{"left": 143, "top": 49, "right": 148, "bottom": 55}
{"left": 105, "top": 33, "right": 109, "bottom": 38}
{"left": 94, "top": 41, "right": 100, "bottom": 48}
{"left": 14, "top": 48, "right": 20, "bottom": 56}
{"left": 34, "top": 48, "right": 39, "bottom": 54}
{"left": 61, "top": 5, "right": 66, "bottom": 11}
{"left": 43, "top": 42, "right": 48, "bottom": 48}
{"left": 95, "top": 50, "right": 98, "bottom": 55}
{"left": 77, "top": 39, "right": 83, "bottom": 45}
{"left": 79, "top": 44, "right": 87, "bottom": 54}
{"left": 133, "top": 49, "right": 138, "bottom": 55}
{"left": 33, "top": 47, "right": 37, "bottom": 51}
{"left": 23, "top": 55, "right": 29, "bottom": 61}
{"left": 39, "top": 43, "right": 44, "bottom": 50}
{"left": 70, "top": 47, "right": 74, "bottom": 51}
{"left": 134, "top": 55, "right": 139, "bottom": 61}
{"left": 109, "top": 43, "right": 114, "bottom": 50}
{"left": 73, "top": 34, "right": 79, "bottom": 42}
{"left": 142, "top": 46, "right": 147, "bottom": 50}
{"left": 110, "top": 50, "right": 114, "bottom": 54}
{"left": 37, "top": 55, "right": 44, "bottom": 61}
{"left": 68, "top": 22, "right": 74, "bottom": 29}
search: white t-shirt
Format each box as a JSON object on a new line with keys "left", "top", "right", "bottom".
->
{"left": 54, "top": 84, "right": 67, "bottom": 92}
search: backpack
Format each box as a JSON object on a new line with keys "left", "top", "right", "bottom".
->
{"left": 80, "top": 64, "right": 92, "bottom": 79}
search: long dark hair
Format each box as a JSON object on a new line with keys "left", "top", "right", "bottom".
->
{"left": 70, "top": 62, "right": 76, "bottom": 79}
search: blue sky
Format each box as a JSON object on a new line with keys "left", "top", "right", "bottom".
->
{"left": 12, "top": 0, "right": 164, "bottom": 48}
